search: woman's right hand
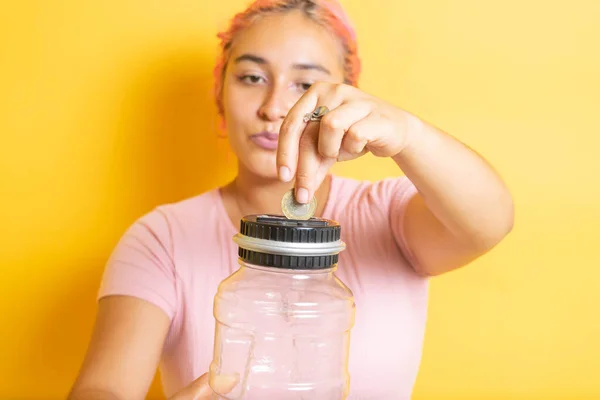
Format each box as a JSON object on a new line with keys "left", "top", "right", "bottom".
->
{"left": 69, "top": 296, "right": 237, "bottom": 400}
{"left": 168, "top": 372, "right": 238, "bottom": 400}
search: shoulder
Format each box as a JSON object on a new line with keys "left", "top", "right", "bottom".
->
{"left": 139, "top": 188, "right": 223, "bottom": 226}
{"left": 328, "top": 174, "right": 416, "bottom": 214}
{"left": 331, "top": 173, "right": 414, "bottom": 191}
{"left": 120, "top": 188, "right": 226, "bottom": 248}
{"left": 98, "top": 188, "right": 230, "bottom": 320}
{"left": 159, "top": 187, "right": 222, "bottom": 217}
{"left": 327, "top": 174, "right": 422, "bottom": 272}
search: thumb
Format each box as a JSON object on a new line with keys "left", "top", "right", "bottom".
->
{"left": 168, "top": 372, "right": 238, "bottom": 400}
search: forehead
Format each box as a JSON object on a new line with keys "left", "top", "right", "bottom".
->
{"left": 229, "top": 10, "right": 344, "bottom": 76}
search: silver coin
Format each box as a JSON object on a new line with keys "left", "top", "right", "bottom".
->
{"left": 281, "top": 189, "right": 317, "bottom": 220}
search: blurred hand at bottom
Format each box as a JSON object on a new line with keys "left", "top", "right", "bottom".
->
{"left": 168, "top": 372, "right": 238, "bottom": 400}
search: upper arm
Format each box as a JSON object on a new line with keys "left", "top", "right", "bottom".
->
{"left": 403, "top": 193, "right": 488, "bottom": 276}
{"left": 68, "top": 295, "right": 171, "bottom": 400}
{"left": 69, "top": 208, "right": 178, "bottom": 399}
{"left": 379, "top": 177, "right": 489, "bottom": 276}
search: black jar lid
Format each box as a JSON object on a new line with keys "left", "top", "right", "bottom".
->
{"left": 233, "top": 214, "right": 345, "bottom": 270}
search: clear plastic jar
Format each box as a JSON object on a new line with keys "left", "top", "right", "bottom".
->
{"left": 209, "top": 215, "right": 355, "bottom": 400}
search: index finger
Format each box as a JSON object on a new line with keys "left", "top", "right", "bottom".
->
{"left": 276, "top": 85, "right": 320, "bottom": 182}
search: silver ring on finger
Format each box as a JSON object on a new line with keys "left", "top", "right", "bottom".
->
{"left": 303, "top": 105, "right": 330, "bottom": 123}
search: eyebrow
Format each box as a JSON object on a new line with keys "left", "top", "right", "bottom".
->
{"left": 234, "top": 53, "right": 331, "bottom": 75}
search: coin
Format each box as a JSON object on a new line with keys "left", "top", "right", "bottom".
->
{"left": 281, "top": 189, "right": 317, "bottom": 220}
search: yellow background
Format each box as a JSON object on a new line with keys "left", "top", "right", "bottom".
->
{"left": 1, "top": 0, "right": 599, "bottom": 398}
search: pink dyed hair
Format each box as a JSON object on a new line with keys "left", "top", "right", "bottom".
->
{"left": 213, "top": 0, "right": 361, "bottom": 116}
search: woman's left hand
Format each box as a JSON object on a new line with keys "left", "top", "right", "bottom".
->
{"left": 277, "top": 82, "right": 417, "bottom": 203}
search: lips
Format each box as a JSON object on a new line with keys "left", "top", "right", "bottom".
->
{"left": 250, "top": 131, "right": 279, "bottom": 151}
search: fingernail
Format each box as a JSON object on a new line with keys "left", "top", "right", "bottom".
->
{"left": 279, "top": 166, "right": 291, "bottom": 182}
{"left": 211, "top": 373, "right": 239, "bottom": 394}
{"left": 296, "top": 188, "right": 309, "bottom": 204}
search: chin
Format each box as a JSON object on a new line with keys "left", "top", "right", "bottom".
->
{"left": 241, "top": 152, "right": 279, "bottom": 180}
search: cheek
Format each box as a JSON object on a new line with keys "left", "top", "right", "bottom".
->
{"left": 223, "top": 82, "right": 259, "bottom": 126}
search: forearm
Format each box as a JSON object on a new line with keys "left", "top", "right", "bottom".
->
{"left": 393, "top": 114, "right": 514, "bottom": 249}
{"left": 67, "top": 388, "right": 124, "bottom": 400}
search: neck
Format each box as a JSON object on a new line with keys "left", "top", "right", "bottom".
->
{"left": 232, "top": 165, "right": 295, "bottom": 216}
{"left": 221, "top": 164, "right": 331, "bottom": 224}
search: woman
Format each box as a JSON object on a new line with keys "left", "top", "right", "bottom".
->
{"left": 69, "top": 1, "right": 514, "bottom": 399}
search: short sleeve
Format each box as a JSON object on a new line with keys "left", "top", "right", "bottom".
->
{"left": 368, "top": 176, "right": 421, "bottom": 272}
{"left": 97, "top": 208, "right": 177, "bottom": 319}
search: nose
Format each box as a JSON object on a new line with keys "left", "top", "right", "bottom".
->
{"left": 258, "top": 83, "right": 291, "bottom": 121}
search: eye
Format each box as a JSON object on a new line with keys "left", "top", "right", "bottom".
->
{"left": 239, "top": 74, "right": 266, "bottom": 85}
{"left": 297, "top": 82, "right": 313, "bottom": 92}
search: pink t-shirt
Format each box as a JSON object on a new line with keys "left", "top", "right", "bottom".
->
{"left": 98, "top": 175, "right": 429, "bottom": 399}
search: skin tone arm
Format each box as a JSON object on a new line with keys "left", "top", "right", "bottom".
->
{"left": 68, "top": 296, "right": 236, "bottom": 400}
{"left": 393, "top": 116, "right": 514, "bottom": 275}
{"left": 277, "top": 82, "right": 514, "bottom": 276}
{"left": 68, "top": 296, "right": 171, "bottom": 400}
